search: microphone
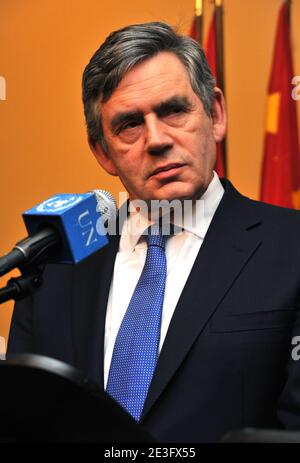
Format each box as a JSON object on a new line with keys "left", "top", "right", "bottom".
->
{"left": 0, "top": 190, "right": 116, "bottom": 277}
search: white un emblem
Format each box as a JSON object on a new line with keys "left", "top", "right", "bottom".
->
{"left": 36, "top": 195, "right": 83, "bottom": 213}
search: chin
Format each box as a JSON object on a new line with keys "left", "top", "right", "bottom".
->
{"left": 153, "top": 184, "right": 199, "bottom": 202}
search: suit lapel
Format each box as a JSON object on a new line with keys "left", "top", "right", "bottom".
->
{"left": 141, "top": 180, "right": 263, "bottom": 419}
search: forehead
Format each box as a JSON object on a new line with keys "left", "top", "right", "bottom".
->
{"left": 101, "top": 52, "right": 196, "bottom": 114}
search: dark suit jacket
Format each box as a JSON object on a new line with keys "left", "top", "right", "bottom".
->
{"left": 7, "top": 179, "right": 300, "bottom": 442}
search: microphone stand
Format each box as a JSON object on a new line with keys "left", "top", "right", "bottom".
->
{"left": 0, "top": 229, "right": 59, "bottom": 304}
{"left": 0, "top": 269, "right": 43, "bottom": 304}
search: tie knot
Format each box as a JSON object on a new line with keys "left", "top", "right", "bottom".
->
{"left": 146, "top": 225, "right": 166, "bottom": 249}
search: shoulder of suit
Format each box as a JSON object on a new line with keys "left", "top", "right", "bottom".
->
{"left": 223, "top": 178, "right": 300, "bottom": 222}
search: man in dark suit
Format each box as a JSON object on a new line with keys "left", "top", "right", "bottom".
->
{"left": 8, "top": 22, "right": 300, "bottom": 442}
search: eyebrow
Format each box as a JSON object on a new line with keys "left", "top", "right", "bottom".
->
{"left": 110, "top": 95, "right": 193, "bottom": 133}
{"left": 153, "top": 96, "right": 193, "bottom": 116}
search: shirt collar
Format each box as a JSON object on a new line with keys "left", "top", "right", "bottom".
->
{"left": 179, "top": 171, "right": 224, "bottom": 239}
{"left": 119, "top": 171, "right": 224, "bottom": 252}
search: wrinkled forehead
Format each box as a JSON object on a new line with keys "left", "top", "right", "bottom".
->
{"left": 101, "top": 51, "right": 194, "bottom": 108}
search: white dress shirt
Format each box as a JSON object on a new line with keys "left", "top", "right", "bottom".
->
{"left": 103, "top": 172, "right": 224, "bottom": 388}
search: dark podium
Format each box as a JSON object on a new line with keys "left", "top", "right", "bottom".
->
{"left": 0, "top": 354, "right": 154, "bottom": 443}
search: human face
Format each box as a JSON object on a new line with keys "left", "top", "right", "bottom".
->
{"left": 92, "top": 51, "right": 226, "bottom": 202}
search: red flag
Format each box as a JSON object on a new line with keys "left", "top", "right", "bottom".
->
{"left": 205, "top": 10, "right": 226, "bottom": 177}
{"left": 260, "top": 1, "right": 300, "bottom": 208}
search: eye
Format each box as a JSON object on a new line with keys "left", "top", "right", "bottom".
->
{"left": 159, "top": 103, "right": 190, "bottom": 128}
{"left": 164, "top": 106, "right": 183, "bottom": 116}
{"left": 117, "top": 119, "right": 143, "bottom": 143}
{"left": 170, "top": 106, "right": 183, "bottom": 114}
{"left": 122, "top": 120, "right": 141, "bottom": 129}
{"left": 117, "top": 117, "right": 144, "bottom": 133}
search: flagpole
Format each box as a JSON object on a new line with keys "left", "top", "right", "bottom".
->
{"left": 194, "top": 0, "right": 203, "bottom": 46}
{"left": 215, "top": 0, "right": 225, "bottom": 95}
{"left": 214, "top": 0, "right": 227, "bottom": 175}
{"left": 286, "top": 0, "right": 291, "bottom": 26}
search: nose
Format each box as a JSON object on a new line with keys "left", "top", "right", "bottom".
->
{"left": 145, "top": 115, "right": 173, "bottom": 156}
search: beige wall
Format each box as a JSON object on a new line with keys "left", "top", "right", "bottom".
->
{"left": 0, "top": 0, "right": 300, "bottom": 345}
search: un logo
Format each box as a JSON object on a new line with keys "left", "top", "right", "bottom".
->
{"left": 36, "top": 195, "right": 83, "bottom": 213}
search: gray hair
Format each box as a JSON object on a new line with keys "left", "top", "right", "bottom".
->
{"left": 82, "top": 22, "right": 215, "bottom": 150}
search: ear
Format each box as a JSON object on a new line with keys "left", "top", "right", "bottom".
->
{"left": 210, "top": 87, "right": 227, "bottom": 143}
{"left": 88, "top": 139, "right": 118, "bottom": 176}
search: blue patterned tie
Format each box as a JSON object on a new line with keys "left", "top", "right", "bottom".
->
{"left": 106, "top": 225, "right": 167, "bottom": 421}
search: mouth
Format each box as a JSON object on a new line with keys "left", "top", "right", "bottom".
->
{"left": 149, "top": 163, "right": 186, "bottom": 179}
